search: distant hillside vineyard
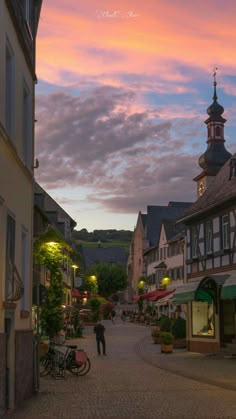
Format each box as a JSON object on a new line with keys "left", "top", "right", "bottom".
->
{"left": 72, "top": 229, "right": 133, "bottom": 246}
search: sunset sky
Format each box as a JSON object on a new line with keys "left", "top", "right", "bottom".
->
{"left": 35, "top": 0, "right": 236, "bottom": 232}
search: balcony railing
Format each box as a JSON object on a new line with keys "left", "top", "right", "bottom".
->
{"left": 6, "top": 261, "right": 24, "bottom": 302}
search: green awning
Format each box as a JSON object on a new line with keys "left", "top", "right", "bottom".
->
{"left": 173, "top": 275, "right": 230, "bottom": 304}
{"left": 221, "top": 276, "right": 236, "bottom": 300}
{"left": 173, "top": 281, "right": 201, "bottom": 304}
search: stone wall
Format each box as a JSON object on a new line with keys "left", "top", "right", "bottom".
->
{"left": 0, "top": 333, "right": 6, "bottom": 416}
{"left": 15, "top": 331, "right": 34, "bottom": 405}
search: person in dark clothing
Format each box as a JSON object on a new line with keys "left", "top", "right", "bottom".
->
{"left": 111, "top": 309, "right": 116, "bottom": 323}
{"left": 94, "top": 321, "right": 106, "bottom": 355}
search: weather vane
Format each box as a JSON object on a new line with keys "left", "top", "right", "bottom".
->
{"left": 213, "top": 67, "right": 218, "bottom": 83}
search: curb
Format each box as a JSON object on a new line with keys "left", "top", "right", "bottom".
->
{"left": 135, "top": 335, "right": 236, "bottom": 393}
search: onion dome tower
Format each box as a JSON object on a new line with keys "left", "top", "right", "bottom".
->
{"left": 194, "top": 68, "right": 232, "bottom": 198}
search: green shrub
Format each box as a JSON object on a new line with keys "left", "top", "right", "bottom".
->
{"left": 152, "top": 330, "right": 161, "bottom": 338}
{"left": 89, "top": 298, "right": 101, "bottom": 322}
{"left": 172, "top": 317, "right": 186, "bottom": 339}
{"left": 160, "top": 332, "right": 174, "bottom": 345}
{"left": 160, "top": 316, "right": 172, "bottom": 332}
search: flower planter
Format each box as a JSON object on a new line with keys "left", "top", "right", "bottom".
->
{"left": 39, "top": 341, "right": 48, "bottom": 358}
{"left": 161, "top": 344, "right": 173, "bottom": 353}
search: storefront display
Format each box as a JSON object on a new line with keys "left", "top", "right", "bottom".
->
{"left": 192, "top": 300, "right": 214, "bottom": 337}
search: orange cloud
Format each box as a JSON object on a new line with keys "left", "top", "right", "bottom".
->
{"left": 36, "top": 1, "right": 236, "bottom": 89}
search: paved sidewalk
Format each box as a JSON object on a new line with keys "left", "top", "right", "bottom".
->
{"left": 136, "top": 327, "right": 236, "bottom": 392}
{"left": 4, "top": 320, "right": 236, "bottom": 419}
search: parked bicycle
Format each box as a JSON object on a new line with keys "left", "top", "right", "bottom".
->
{"left": 40, "top": 343, "right": 91, "bottom": 378}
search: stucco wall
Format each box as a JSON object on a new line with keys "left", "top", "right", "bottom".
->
{"left": 15, "top": 330, "right": 34, "bottom": 405}
{"left": 0, "top": 333, "right": 6, "bottom": 416}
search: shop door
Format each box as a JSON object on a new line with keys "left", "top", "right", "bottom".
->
{"left": 222, "top": 301, "right": 235, "bottom": 343}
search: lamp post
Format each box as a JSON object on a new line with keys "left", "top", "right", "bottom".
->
{"left": 71, "top": 264, "right": 79, "bottom": 289}
{"left": 89, "top": 275, "right": 97, "bottom": 296}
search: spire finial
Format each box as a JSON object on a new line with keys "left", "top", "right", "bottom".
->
{"left": 212, "top": 67, "right": 218, "bottom": 101}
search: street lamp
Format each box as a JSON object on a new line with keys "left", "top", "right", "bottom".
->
{"left": 71, "top": 264, "right": 79, "bottom": 289}
{"left": 89, "top": 275, "right": 97, "bottom": 296}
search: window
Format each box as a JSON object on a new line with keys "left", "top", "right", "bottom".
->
{"left": 22, "top": 82, "right": 32, "bottom": 168}
{"left": 215, "top": 126, "right": 221, "bottom": 137}
{"left": 5, "top": 215, "right": 16, "bottom": 300}
{"left": 5, "top": 40, "right": 15, "bottom": 139}
{"left": 222, "top": 215, "right": 230, "bottom": 249}
{"left": 208, "top": 126, "right": 211, "bottom": 138}
{"left": 21, "top": 0, "right": 33, "bottom": 37}
{"left": 206, "top": 221, "right": 213, "bottom": 254}
{"left": 192, "top": 300, "right": 215, "bottom": 337}
{"left": 21, "top": 229, "right": 29, "bottom": 310}
{"left": 192, "top": 228, "right": 198, "bottom": 258}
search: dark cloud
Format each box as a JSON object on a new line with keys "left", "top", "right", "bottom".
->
{"left": 35, "top": 86, "right": 201, "bottom": 213}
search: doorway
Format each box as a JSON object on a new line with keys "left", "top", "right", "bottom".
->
{"left": 221, "top": 300, "right": 235, "bottom": 343}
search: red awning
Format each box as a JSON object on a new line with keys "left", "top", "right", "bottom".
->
{"left": 148, "top": 289, "right": 175, "bottom": 302}
{"left": 72, "top": 290, "right": 89, "bottom": 298}
{"left": 132, "top": 289, "right": 166, "bottom": 301}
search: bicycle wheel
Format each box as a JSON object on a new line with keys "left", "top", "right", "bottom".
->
{"left": 67, "top": 357, "right": 91, "bottom": 376}
{"left": 77, "top": 357, "right": 91, "bottom": 376}
{"left": 40, "top": 354, "right": 51, "bottom": 376}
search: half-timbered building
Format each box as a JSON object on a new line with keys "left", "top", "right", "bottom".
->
{"left": 174, "top": 77, "right": 235, "bottom": 353}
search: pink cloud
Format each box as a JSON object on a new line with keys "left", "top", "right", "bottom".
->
{"left": 37, "top": 0, "right": 236, "bottom": 88}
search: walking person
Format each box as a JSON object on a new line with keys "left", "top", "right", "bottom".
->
{"left": 121, "top": 310, "right": 126, "bottom": 322}
{"left": 94, "top": 320, "right": 106, "bottom": 355}
{"left": 111, "top": 309, "right": 116, "bottom": 323}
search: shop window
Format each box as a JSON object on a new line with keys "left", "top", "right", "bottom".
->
{"left": 192, "top": 300, "right": 215, "bottom": 337}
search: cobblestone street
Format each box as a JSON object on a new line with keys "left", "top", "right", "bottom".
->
{"left": 7, "top": 320, "right": 236, "bottom": 419}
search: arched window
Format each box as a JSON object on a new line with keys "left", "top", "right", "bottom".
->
{"left": 208, "top": 126, "right": 211, "bottom": 138}
{"left": 215, "top": 126, "right": 221, "bottom": 137}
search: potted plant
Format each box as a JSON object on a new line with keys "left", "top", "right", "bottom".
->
{"left": 160, "top": 332, "right": 174, "bottom": 353}
{"left": 151, "top": 327, "right": 161, "bottom": 344}
{"left": 159, "top": 315, "right": 172, "bottom": 332}
{"left": 172, "top": 317, "right": 186, "bottom": 349}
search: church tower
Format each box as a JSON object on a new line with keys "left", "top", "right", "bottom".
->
{"left": 194, "top": 69, "right": 232, "bottom": 198}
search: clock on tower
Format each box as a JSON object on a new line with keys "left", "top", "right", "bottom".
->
{"left": 198, "top": 181, "right": 205, "bottom": 197}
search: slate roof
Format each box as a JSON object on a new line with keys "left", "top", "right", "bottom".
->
{"left": 162, "top": 219, "right": 185, "bottom": 242}
{"left": 180, "top": 153, "right": 236, "bottom": 222}
{"left": 81, "top": 246, "right": 128, "bottom": 270}
{"left": 147, "top": 202, "right": 192, "bottom": 246}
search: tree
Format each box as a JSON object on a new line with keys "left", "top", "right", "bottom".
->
{"left": 34, "top": 228, "right": 76, "bottom": 338}
{"left": 87, "top": 262, "right": 128, "bottom": 298}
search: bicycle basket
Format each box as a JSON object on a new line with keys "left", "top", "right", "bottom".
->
{"left": 75, "top": 350, "right": 87, "bottom": 365}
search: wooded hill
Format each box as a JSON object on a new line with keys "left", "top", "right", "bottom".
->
{"left": 72, "top": 229, "right": 133, "bottom": 244}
